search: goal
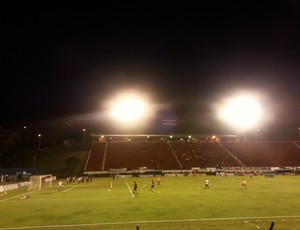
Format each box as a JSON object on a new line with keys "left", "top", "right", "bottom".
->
{"left": 0, "top": 185, "right": 6, "bottom": 195}
{"left": 28, "top": 175, "right": 53, "bottom": 191}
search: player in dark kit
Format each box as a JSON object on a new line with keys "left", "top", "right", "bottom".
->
{"left": 133, "top": 181, "right": 138, "bottom": 195}
{"left": 151, "top": 179, "right": 155, "bottom": 191}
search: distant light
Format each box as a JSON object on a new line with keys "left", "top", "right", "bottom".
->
{"left": 112, "top": 98, "right": 145, "bottom": 122}
{"left": 23, "top": 126, "right": 27, "bottom": 129}
{"left": 170, "top": 135, "right": 173, "bottom": 139}
{"left": 212, "top": 135, "right": 216, "bottom": 139}
{"left": 83, "top": 129, "right": 86, "bottom": 132}
{"left": 188, "top": 135, "right": 191, "bottom": 139}
{"left": 38, "top": 134, "right": 41, "bottom": 137}
{"left": 218, "top": 95, "right": 262, "bottom": 131}
{"left": 109, "top": 92, "right": 148, "bottom": 123}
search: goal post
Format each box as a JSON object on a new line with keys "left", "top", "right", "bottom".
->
{"left": 0, "top": 185, "right": 7, "bottom": 195}
{"left": 28, "top": 175, "right": 54, "bottom": 191}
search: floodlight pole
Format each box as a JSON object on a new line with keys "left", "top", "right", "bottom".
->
{"left": 83, "top": 129, "right": 86, "bottom": 144}
{"left": 38, "top": 134, "right": 41, "bottom": 150}
{"left": 243, "top": 133, "right": 248, "bottom": 142}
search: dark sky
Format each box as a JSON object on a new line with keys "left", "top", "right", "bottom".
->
{"left": 1, "top": 1, "right": 300, "bottom": 138}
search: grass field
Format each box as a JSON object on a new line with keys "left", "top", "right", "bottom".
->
{"left": 1, "top": 175, "right": 300, "bottom": 230}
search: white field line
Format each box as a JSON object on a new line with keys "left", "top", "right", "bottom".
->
{"left": 5, "top": 196, "right": 131, "bottom": 203}
{"left": 0, "top": 181, "right": 86, "bottom": 202}
{"left": 63, "top": 181, "right": 110, "bottom": 192}
{"left": 66, "top": 182, "right": 110, "bottom": 186}
{"left": 62, "top": 184, "right": 81, "bottom": 193}
{"left": 1, "top": 183, "right": 89, "bottom": 201}
{"left": 125, "top": 180, "right": 134, "bottom": 197}
{"left": 0, "top": 189, "right": 39, "bottom": 202}
{"left": 0, "top": 215, "right": 300, "bottom": 230}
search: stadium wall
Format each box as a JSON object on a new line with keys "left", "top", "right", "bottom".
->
{"left": 84, "top": 167, "right": 300, "bottom": 177}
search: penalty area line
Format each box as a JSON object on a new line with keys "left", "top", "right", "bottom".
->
{"left": 125, "top": 180, "right": 134, "bottom": 197}
{"left": 1, "top": 216, "right": 300, "bottom": 230}
{"left": 63, "top": 184, "right": 81, "bottom": 193}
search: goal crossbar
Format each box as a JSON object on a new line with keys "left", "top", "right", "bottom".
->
{"left": 28, "top": 174, "right": 53, "bottom": 191}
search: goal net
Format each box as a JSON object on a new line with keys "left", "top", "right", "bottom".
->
{"left": 28, "top": 175, "right": 53, "bottom": 191}
{"left": 0, "top": 185, "right": 6, "bottom": 195}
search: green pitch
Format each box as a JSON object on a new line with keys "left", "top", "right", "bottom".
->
{"left": 1, "top": 175, "right": 300, "bottom": 229}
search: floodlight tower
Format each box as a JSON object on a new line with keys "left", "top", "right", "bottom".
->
{"left": 83, "top": 129, "right": 86, "bottom": 144}
{"left": 108, "top": 91, "right": 151, "bottom": 133}
{"left": 256, "top": 129, "right": 260, "bottom": 142}
{"left": 33, "top": 155, "right": 36, "bottom": 168}
{"left": 38, "top": 134, "right": 41, "bottom": 150}
{"left": 217, "top": 94, "right": 263, "bottom": 141}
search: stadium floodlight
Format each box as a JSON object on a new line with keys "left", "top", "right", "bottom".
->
{"left": 217, "top": 94, "right": 263, "bottom": 132}
{"left": 106, "top": 90, "right": 152, "bottom": 127}
{"left": 38, "top": 134, "right": 41, "bottom": 150}
{"left": 112, "top": 98, "right": 146, "bottom": 122}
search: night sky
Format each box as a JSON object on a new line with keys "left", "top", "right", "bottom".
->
{"left": 1, "top": 1, "right": 300, "bottom": 139}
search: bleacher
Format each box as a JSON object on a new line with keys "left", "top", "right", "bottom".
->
{"left": 85, "top": 141, "right": 179, "bottom": 173}
{"left": 224, "top": 141, "right": 300, "bottom": 167}
{"left": 84, "top": 142, "right": 106, "bottom": 172}
{"left": 84, "top": 139, "right": 300, "bottom": 173}
{"left": 169, "top": 141, "right": 241, "bottom": 168}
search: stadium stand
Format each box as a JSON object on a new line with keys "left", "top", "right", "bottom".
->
{"left": 84, "top": 142, "right": 106, "bottom": 172}
{"left": 223, "top": 141, "right": 300, "bottom": 167}
{"left": 84, "top": 135, "right": 300, "bottom": 174}
{"left": 103, "top": 141, "right": 179, "bottom": 171}
{"left": 169, "top": 141, "right": 241, "bottom": 168}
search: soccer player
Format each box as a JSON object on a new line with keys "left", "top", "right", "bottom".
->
{"left": 242, "top": 178, "right": 247, "bottom": 190}
{"left": 57, "top": 180, "right": 63, "bottom": 191}
{"left": 133, "top": 181, "right": 138, "bottom": 195}
{"left": 20, "top": 194, "right": 29, "bottom": 200}
{"left": 151, "top": 179, "right": 155, "bottom": 191}
{"left": 204, "top": 178, "right": 209, "bottom": 189}
{"left": 108, "top": 181, "right": 113, "bottom": 192}
{"left": 156, "top": 177, "right": 161, "bottom": 186}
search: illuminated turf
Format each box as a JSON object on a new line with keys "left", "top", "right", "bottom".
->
{"left": 0, "top": 176, "right": 299, "bottom": 229}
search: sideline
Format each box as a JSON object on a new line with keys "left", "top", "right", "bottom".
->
{"left": 0, "top": 215, "right": 300, "bottom": 229}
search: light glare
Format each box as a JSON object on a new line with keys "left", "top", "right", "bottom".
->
{"left": 112, "top": 98, "right": 146, "bottom": 122}
{"left": 218, "top": 96, "right": 262, "bottom": 131}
